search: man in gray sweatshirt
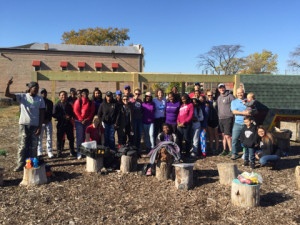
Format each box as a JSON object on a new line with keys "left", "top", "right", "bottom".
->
{"left": 217, "top": 83, "right": 235, "bottom": 156}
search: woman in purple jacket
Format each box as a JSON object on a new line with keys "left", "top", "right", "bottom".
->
{"left": 165, "top": 92, "right": 181, "bottom": 134}
{"left": 142, "top": 92, "right": 155, "bottom": 152}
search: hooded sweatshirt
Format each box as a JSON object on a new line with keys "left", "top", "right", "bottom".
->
{"left": 217, "top": 90, "right": 235, "bottom": 120}
{"left": 239, "top": 124, "right": 258, "bottom": 148}
{"left": 73, "top": 97, "right": 95, "bottom": 122}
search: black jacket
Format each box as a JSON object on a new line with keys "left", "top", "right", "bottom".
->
{"left": 239, "top": 124, "right": 258, "bottom": 148}
{"left": 98, "top": 100, "right": 118, "bottom": 125}
{"left": 43, "top": 98, "right": 53, "bottom": 123}
{"left": 53, "top": 101, "right": 74, "bottom": 127}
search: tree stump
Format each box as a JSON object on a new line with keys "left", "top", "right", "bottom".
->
{"left": 217, "top": 163, "right": 239, "bottom": 186}
{"left": 0, "top": 168, "right": 4, "bottom": 186}
{"left": 120, "top": 155, "right": 137, "bottom": 173}
{"left": 231, "top": 178, "right": 260, "bottom": 207}
{"left": 86, "top": 156, "right": 103, "bottom": 173}
{"left": 155, "top": 147, "right": 173, "bottom": 180}
{"left": 173, "top": 163, "right": 194, "bottom": 190}
{"left": 20, "top": 164, "right": 48, "bottom": 186}
{"left": 156, "top": 161, "right": 172, "bottom": 180}
{"left": 296, "top": 166, "right": 300, "bottom": 190}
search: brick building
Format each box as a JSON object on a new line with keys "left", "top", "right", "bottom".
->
{"left": 0, "top": 43, "right": 144, "bottom": 97}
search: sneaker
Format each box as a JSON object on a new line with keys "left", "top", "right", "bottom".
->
{"left": 77, "top": 152, "right": 82, "bottom": 160}
{"left": 250, "top": 163, "right": 255, "bottom": 169}
{"left": 146, "top": 167, "right": 152, "bottom": 176}
{"left": 243, "top": 161, "right": 249, "bottom": 166}
{"left": 13, "top": 166, "right": 24, "bottom": 172}
{"left": 219, "top": 150, "right": 228, "bottom": 156}
{"left": 227, "top": 152, "right": 232, "bottom": 157}
{"left": 190, "top": 152, "right": 198, "bottom": 158}
{"left": 231, "top": 155, "right": 239, "bottom": 160}
{"left": 100, "top": 167, "right": 108, "bottom": 175}
{"left": 201, "top": 152, "right": 207, "bottom": 158}
{"left": 48, "top": 152, "right": 54, "bottom": 158}
{"left": 70, "top": 152, "right": 76, "bottom": 157}
{"left": 56, "top": 150, "right": 62, "bottom": 158}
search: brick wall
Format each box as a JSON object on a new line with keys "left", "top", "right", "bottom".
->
{"left": 0, "top": 50, "right": 140, "bottom": 97}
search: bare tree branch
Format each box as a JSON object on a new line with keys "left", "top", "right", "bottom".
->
{"left": 197, "top": 45, "right": 243, "bottom": 75}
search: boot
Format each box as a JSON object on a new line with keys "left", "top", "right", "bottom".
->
{"left": 57, "top": 149, "right": 62, "bottom": 158}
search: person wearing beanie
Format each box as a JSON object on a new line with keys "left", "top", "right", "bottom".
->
{"left": 5, "top": 79, "right": 45, "bottom": 171}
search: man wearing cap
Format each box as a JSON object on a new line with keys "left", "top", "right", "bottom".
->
{"left": 98, "top": 91, "right": 119, "bottom": 150}
{"left": 217, "top": 83, "right": 235, "bottom": 156}
{"left": 5, "top": 79, "right": 45, "bottom": 171}
{"left": 37, "top": 88, "right": 54, "bottom": 158}
{"left": 73, "top": 88, "right": 95, "bottom": 159}
{"left": 124, "top": 85, "right": 134, "bottom": 101}
{"left": 115, "top": 90, "right": 122, "bottom": 104}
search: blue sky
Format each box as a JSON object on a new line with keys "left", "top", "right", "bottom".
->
{"left": 1, "top": 0, "right": 299, "bottom": 74}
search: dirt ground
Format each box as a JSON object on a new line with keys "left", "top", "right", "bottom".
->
{"left": 0, "top": 105, "right": 300, "bottom": 225}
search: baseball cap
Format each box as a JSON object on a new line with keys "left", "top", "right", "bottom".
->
{"left": 124, "top": 85, "right": 131, "bottom": 90}
{"left": 145, "top": 92, "right": 152, "bottom": 97}
{"left": 106, "top": 91, "right": 113, "bottom": 96}
{"left": 115, "top": 90, "right": 122, "bottom": 95}
{"left": 27, "top": 82, "right": 39, "bottom": 89}
{"left": 218, "top": 83, "right": 225, "bottom": 88}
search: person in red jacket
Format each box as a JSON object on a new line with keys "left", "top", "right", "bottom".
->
{"left": 177, "top": 93, "right": 194, "bottom": 157}
{"left": 73, "top": 88, "right": 95, "bottom": 159}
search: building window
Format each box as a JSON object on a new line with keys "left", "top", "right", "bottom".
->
{"left": 78, "top": 62, "right": 85, "bottom": 71}
{"left": 32, "top": 60, "right": 41, "bottom": 71}
{"left": 95, "top": 62, "right": 103, "bottom": 71}
{"left": 112, "top": 63, "right": 119, "bottom": 72}
{"left": 60, "top": 61, "right": 68, "bottom": 71}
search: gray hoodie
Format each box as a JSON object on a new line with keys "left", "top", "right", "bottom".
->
{"left": 217, "top": 91, "right": 235, "bottom": 119}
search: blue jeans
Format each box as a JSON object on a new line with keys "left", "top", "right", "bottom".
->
{"left": 244, "top": 147, "right": 255, "bottom": 164}
{"left": 259, "top": 155, "right": 280, "bottom": 166}
{"left": 231, "top": 123, "right": 244, "bottom": 156}
{"left": 75, "top": 120, "right": 87, "bottom": 151}
{"left": 191, "top": 124, "right": 200, "bottom": 154}
{"left": 132, "top": 118, "right": 143, "bottom": 150}
{"left": 143, "top": 123, "right": 154, "bottom": 150}
{"left": 104, "top": 123, "right": 116, "bottom": 150}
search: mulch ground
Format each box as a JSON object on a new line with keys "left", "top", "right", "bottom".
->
{"left": 0, "top": 105, "right": 300, "bottom": 225}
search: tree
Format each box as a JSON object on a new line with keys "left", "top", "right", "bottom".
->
{"left": 61, "top": 27, "right": 130, "bottom": 46}
{"left": 288, "top": 46, "right": 300, "bottom": 69}
{"left": 240, "top": 50, "right": 278, "bottom": 74}
{"left": 197, "top": 45, "right": 243, "bottom": 75}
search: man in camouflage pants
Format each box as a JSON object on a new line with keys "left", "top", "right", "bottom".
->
{"left": 5, "top": 79, "right": 45, "bottom": 172}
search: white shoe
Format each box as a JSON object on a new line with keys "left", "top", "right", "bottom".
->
{"left": 190, "top": 152, "right": 197, "bottom": 158}
{"left": 77, "top": 153, "right": 82, "bottom": 160}
{"left": 48, "top": 152, "right": 54, "bottom": 158}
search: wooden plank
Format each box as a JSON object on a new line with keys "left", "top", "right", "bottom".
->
{"left": 139, "top": 73, "right": 235, "bottom": 83}
{"left": 132, "top": 73, "right": 139, "bottom": 90}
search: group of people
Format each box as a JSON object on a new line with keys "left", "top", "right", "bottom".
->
{"left": 5, "top": 78, "right": 280, "bottom": 172}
